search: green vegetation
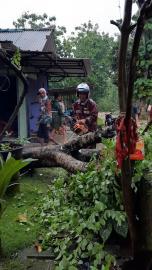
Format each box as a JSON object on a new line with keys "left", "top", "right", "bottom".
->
{"left": 0, "top": 131, "right": 152, "bottom": 269}
{"left": 0, "top": 258, "right": 26, "bottom": 270}
{"left": 0, "top": 154, "right": 31, "bottom": 211}
{"left": 132, "top": 128, "right": 152, "bottom": 186}
{"left": 32, "top": 130, "right": 152, "bottom": 270}
{"left": 0, "top": 167, "right": 67, "bottom": 255}
{"left": 134, "top": 19, "right": 152, "bottom": 100}
{"left": 37, "top": 140, "right": 127, "bottom": 269}
{"left": 0, "top": 177, "right": 46, "bottom": 254}
{"left": 11, "top": 48, "right": 21, "bottom": 70}
{"left": 53, "top": 21, "right": 118, "bottom": 111}
{"left": 97, "top": 117, "right": 104, "bottom": 127}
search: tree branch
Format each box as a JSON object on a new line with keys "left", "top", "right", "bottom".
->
{"left": 23, "top": 147, "right": 88, "bottom": 173}
{"left": 118, "top": 0, "right": 133, "bottom": 112}
{"left": 62, "top": 131, "right": 102, "bottom": 153}
{"left": 145, "top": 1, "right": 152, "bottom": 19}
{"left": 110, "top": 20, "right": 121, "bottom": 31}
{"left": 22, "top": 131, "right": 103, "bottom": 172}
{"left": 129, "top": 23, "right": 137, "bottom": 33}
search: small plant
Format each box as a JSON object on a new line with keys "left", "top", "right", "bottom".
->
{"left": 0, "top": 153, "right": 31, "bottom": 200}
{"left": 0, "top": 143, "right": 12, "bottom": 151}
{"left": 13, "top": 137, "right": 31, "bottom": 145}
{"left": 0, "top": 137, "right": 30, "bottom": 151}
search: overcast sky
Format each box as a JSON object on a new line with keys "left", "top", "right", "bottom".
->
{"left": 0, "top": 0, "right": 137, "bottom": 36}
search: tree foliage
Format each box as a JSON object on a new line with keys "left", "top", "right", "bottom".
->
{"left": 13, "top": 11, "right": 56, "bottom": 29}
{"left": 65, "top": 22, "right": 118, "bottom": 108}
{"left": 134, "top": 19, "right": 152, "bottom": 100}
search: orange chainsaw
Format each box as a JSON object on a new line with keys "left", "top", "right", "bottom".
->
{"left": 73, "top": 122, "right": 88, "bottom": 135}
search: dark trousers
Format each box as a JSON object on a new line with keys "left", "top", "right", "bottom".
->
{"left": 37, "top": 123, "right": 49, "bottom": 143}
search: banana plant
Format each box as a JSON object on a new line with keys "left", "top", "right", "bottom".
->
{"left": 0, "top": 153, "right": 31, "bottom": 201}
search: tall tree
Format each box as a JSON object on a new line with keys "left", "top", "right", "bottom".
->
{"left": 112, "top": 1, "right": 152, "bottom": 268}
{"left": 63, "top": 21, "right": 118, "bottom": 110}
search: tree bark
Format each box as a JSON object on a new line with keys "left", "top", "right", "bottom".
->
{"left": 22, "top": 131, "right": 103, "bottom": 173}
{"left": 62, "top": 131, "right": 102, "bottom": 153}
{"left": 113, "top": 0, "right": 152, "bottom": 260}
{"left": 23, "top": 146, "right": 88, "bottom": 173}
{"left": 118, "top": 0, "right": 133, "bottom": 112}
{"left": 116, "top": 0, "right": 152, "bottom": 267}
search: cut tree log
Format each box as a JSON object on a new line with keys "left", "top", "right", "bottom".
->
{"left": 61, "top": 131, "right": 102, "bottom": 153}
{"left": 22, "top": 131, "right": 103, "bottom": 173}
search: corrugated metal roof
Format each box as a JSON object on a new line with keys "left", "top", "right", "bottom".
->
{"left": 21, "top": 54, "right": 91, "bottom": 77}
{"left": 0, "top": 29, "right": 54, "bottom": 52}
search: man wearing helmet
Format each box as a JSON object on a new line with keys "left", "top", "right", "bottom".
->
{"left": 72, "top": 83, "right": 98, "bottom": 134}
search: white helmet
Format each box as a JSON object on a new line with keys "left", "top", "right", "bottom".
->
{"left": 76, "top": 83, "right": 90, "bottom": 93}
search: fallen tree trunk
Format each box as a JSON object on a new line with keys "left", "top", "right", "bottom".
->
{"left": 62, "top": 131, "right": 102, "bottom": 153}
{"left": 23, "top": 148, "right": 88, "bottom": 173}
{"left": 22, "top": 131, "right": 103, "bottom": 173}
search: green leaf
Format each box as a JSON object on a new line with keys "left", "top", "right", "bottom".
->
{"left": 113, "top": 220, "right": 128, "bottom": 238}
{"left": 100, "top": 223, "right": 112, "bottom": 242}
{"left": 0, "top": 156, "right": 31, "bottom": 198}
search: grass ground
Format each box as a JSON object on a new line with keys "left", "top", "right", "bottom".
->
{"left": 97, "top": 116, "right": 104, "bottom": 127}
{"left": 0, "top": 167, "right": 67, "bottom": 269}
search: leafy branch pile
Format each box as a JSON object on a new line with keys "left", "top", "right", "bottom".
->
{"left": 37, "top": 141, "right": 127, "bottom": 270}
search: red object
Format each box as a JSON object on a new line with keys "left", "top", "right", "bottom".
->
{"left": 130, "top": 139, "right": 144, "bottom": 160}
{"left": 73, "top": 122, "right": 88, "bottom": 134}
{"left": 115, "top": 116, "right": 138, "bottom": 168}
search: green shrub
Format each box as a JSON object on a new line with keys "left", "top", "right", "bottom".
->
{"left": 37, "top": 140, "right": 127, "bottom": 269}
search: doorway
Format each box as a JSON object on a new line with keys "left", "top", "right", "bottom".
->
{"left": 0, "top": 75, "right": 18, "bottom": 136}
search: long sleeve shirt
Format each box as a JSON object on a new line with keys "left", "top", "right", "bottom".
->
{"left": 73, "top": 98, "right": 98, "bottom": 132}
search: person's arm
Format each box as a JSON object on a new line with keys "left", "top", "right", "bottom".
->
{"left": 72, "top": 103, "right": 78, "bottom": 120}
{"left": 45, "top": 99, "right": 52, "bottom": 115}
{"left": 57, "top": 102, "right": 64, "bottom": 116}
